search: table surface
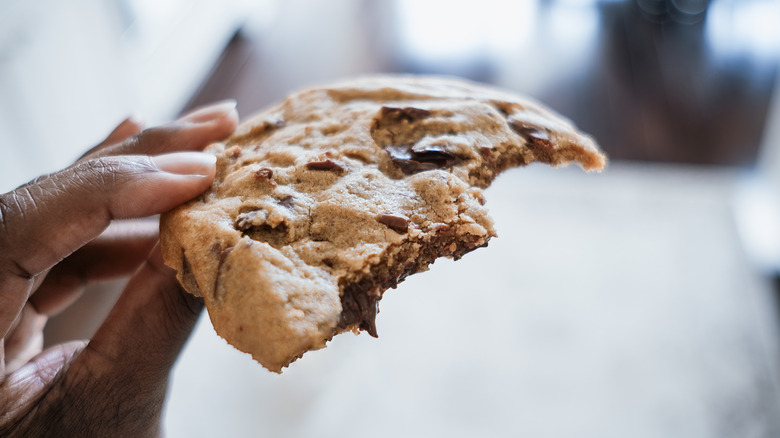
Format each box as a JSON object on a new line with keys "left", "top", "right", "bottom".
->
{"left": 163, "top": 161, "right": 780, "bottom": 438}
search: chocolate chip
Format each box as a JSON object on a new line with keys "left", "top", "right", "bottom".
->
{"left": 377, "top": 214, "right": 409, "bottom": 233}
{"left": 235, "top": 211, "right": 257, "bottom": 231}
{"left": 386, "top": 144, "right": 462, "bottom": 175}
{"left": 255, "top": 167, "right": 273, "bottom": 179}
{"left": 226, "top": 146, "right": 241, "bottom": 158}
{"left": 494, "top": 103, "right": 511, "bottom": 117}
{"left": 254, "top": 167, "right": 277, "bottom": 187}
{"left": 305, "top": 160, "right": 344, "bottom": 172}
{"left": 379, "top": 106, "right": 431, "bottom": 122}
{"left": 277, "top": 195, "right": 295, "bottom": 209}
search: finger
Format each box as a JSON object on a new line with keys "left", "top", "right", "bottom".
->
{"left": 4, "top": 304, "right": 47, "bottom": 372}
{"left": 0, "top": 340, "right": 86, "bottom": 423}
{"left": 30, "top": 218, "right": 159, "bottom": 317}
{"left": 0, "top": 152, "right": 215, "bottom": 339}
{"left": 0, "top": 247, "right": 197, "bottom": 434}
{"left": 77, "top": 244, "right": 202, "bottom": 393}
{"left": 98, "top": 115, "right": 145, "bottom": 148}
{"left": 81, "top": 115, "right": 145, "bottom": 158}
{"left": 84, "top": 100, "right": 238, "bottom": 161}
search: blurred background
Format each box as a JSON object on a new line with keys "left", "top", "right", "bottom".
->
{"left": 3, "top": 0, "right": 780, "bottom": 436}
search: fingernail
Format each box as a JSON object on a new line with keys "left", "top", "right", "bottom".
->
{"left": 124, "top": 113, "right": 145, "bottom": 128}
{"left": 114, "top": 114, "right": 144, "bottom": 133}
{"left": 180, "top": 99, "right": 237, "bottom": 123}
{"left": 151, "top": 152, "right": 217, "bottom": 176}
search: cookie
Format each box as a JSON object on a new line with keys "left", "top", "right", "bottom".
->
{"left": 160, "top": 75, "right": 606, "bottom": 372}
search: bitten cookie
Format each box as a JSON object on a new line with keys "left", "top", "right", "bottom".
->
{"left": 160, "top": 75, "right": 606, "bottom": 372}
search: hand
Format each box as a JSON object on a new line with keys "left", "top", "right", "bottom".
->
{"left": 0, "top": 101, "right": 238, "bottom": 436}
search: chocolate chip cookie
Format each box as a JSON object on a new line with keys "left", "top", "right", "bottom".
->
{"left": 160, "top": 75, "right": 606, "bottom": 372}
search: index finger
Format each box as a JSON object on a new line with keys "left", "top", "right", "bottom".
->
{"left": 0, "top": 108, "right": 235, "bottom": 340}
{"left": 0, "top": 152, "right": 214, "bottom": 339}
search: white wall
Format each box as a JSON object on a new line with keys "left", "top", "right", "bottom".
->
{"left": 0, "top": 0, "right": 249, "bottom": 192}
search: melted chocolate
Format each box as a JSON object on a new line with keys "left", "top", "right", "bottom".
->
{"left": 337, "top": 231, "right": 489, "bottom": 338}
{"left": 386, "top": 144, "right": 462, "bottom": 174}
{"left": 371, "top": 105, "right": 465, "bottom": 174}
{"left": 339, "top": 282, "right": 381, "bottom": 337}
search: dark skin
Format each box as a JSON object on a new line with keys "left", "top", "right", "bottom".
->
{"left": 0, "top": 101, "right": 239, "bottom": 436}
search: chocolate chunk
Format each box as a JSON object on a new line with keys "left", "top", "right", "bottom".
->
{"left": 254, "top": 167, "right": 277, "bottom": 187}
{"left": 372, "top": 106, "right": 461, "bottom": 174}
{"left": 386, "top": 144, "right": 463, "bottom": 175}
{"left": 180, "top": 251, "right": 202, "bottom": 295}
{"left": 512, "top": 123, "right": 552, "bottom": 146}
{"left": 379, "top": 106, "right": 432, "bottom": 122}
{"left": 376, "top": 214, "right": 409, "bottom": 233}
{"left": 306, "top": 160, "right": 345, "bottom": 172}
{"left": 236, "top": 209, "right": 289, "bottom": 247}
{"left": 509, "top": 122, "right": 555, "bottom": 162}
{"left": 235, "top": 210, "right": 265, "bottom": 231}
{"left": 213, "top": 245, "right": 234, "bottom": 301}
{"left": 235, "top": 209, "right": 288, "bottom": 234}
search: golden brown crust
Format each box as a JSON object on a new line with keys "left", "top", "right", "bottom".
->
{"left": 160, "top": 75, "right": 606, "bottom": 372}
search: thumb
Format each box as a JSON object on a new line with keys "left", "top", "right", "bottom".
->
{"left": 0, "top": 152, "right": 215, "bottom": 281}
{"left": 0, "top": 152, "right": 214, "bottom": 340}
{"left": 4, "top": 246, "right": 203, "bottom": 436}
{"left": 79, "top": 245, "right": 202, "bottom": 384}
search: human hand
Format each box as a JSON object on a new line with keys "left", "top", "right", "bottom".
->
{"left": 0, "top": 100, "right": 238, "bottom": 436}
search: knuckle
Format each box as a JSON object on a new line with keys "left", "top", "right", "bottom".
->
{"left": 149, "top": 260, "right": 203, "bottom": 331}
{"left": 0, "top": 193, "right": 13, "bottom": 231}
{"left": 75, "top": 156, "right": 156, "bottom": 189}
{"left": 0, "top": 188, "right": 31, "bottom": 234}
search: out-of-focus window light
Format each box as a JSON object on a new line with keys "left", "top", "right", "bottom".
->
{"left": 544, "top": 1, "right": 601, "bottom": 71}
{"left": 546, "top": 0, "right": 602, "bottom": 46}
{"left": 118, "top": 0, "right": 193, "bottom": 57}
{"left": 494, "top": 0, "right": 600, "bottom": 94}
{"left": 706, "top": 0, "right": 780, "bottom": 67}
{"left": 394, "top": 0, "right": 539, "bottom": 69}
{"left": 393, "top": 0, "right": 601, "bottom": 95}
